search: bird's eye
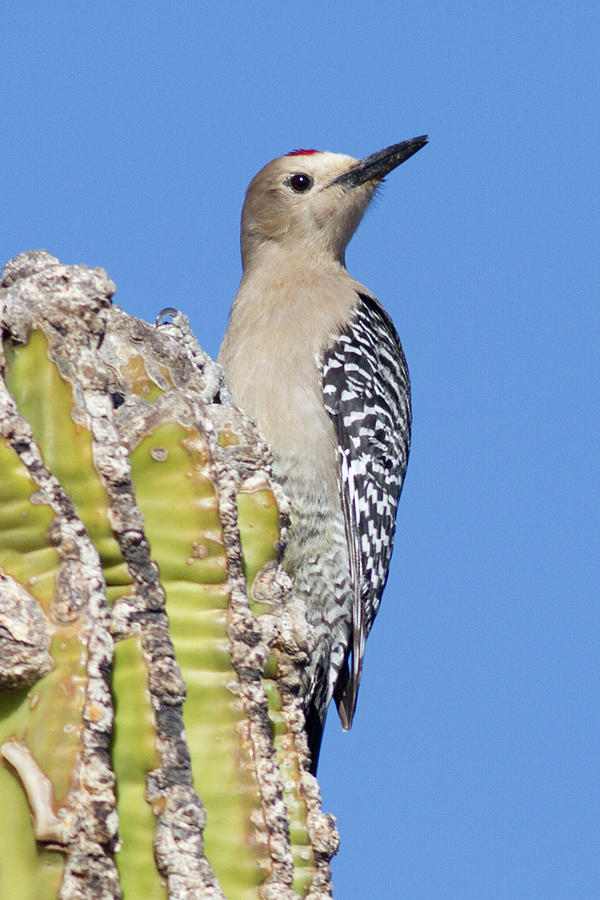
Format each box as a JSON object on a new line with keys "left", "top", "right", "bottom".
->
{"left": 289, "top": 173, "right": 313, "bottom": 193}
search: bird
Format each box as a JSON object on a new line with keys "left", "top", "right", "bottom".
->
{"left": 218, "top": 136, "right": 428, "bottom": 771}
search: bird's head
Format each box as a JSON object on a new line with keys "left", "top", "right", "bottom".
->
{"left": 240, "top": 136, "right": 428, "bottom": 270}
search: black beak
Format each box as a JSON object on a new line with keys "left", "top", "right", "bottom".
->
{"left": 332, "top": 135, "right": 428, "bottom": 188}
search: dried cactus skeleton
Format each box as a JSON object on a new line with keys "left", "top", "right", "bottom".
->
{"left": 0, "top": 251, "right": 338, "bottom": 900}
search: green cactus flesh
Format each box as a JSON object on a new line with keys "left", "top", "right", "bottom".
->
{"left": 0, "top": 434, "right": 67, "bottom": 899}
{"left": 112, "top": 635, "right": 166, "bottom": 899}
{"left": 236, "top": 481, "right": 315, "bottom": 896}
{"left": 4, "top": 330, "right": 132, "bottom": 603}
{"left": 130, "top": 421, "right": 270, "bottom": 896}
{"left": 1, "top": 330, "right": 318, "bottom": 898}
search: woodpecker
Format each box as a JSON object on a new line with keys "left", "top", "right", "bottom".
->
{"left": 219, "top": 136, "right": 428, "bottom": 771}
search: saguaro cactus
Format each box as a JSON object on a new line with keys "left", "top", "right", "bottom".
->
{"left": 0, "top": 252, "right": 338, "bottom": 900}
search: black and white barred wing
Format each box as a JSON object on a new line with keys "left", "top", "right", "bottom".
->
{"left": 322, "top": 291, "right": 411, "bottom": 724}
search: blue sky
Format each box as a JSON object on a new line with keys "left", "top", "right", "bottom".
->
{"left": 2, "top": 3, "right": 599, "bottom": 897}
